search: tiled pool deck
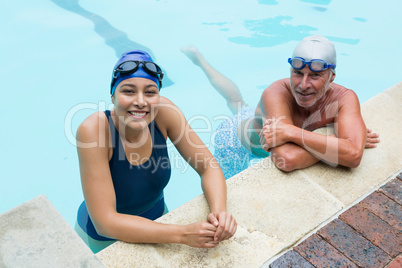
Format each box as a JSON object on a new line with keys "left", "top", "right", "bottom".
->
{"left": 269, "top": 173, "right": 402, "bottom": 268}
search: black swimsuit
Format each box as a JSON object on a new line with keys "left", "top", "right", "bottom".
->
{"left": 77, "top": 110, "right": 171, "bottom": 241}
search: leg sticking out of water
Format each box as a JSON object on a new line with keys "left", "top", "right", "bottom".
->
{"left": 181, "top": 45, "right": 246, "bottom": 115}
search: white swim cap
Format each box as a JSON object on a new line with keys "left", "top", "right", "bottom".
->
{"left": 292, "top": 35, "right": 336, "bottom": 73}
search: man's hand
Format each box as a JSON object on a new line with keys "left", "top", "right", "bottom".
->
{"left": 365, "top": 129, "right": 380, "bottom": 148}
{"left": 259, "top": 116, "right": 292, "bottom": 151}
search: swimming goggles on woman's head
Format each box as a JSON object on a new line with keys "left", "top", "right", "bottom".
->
{"left": 112, "top": 60, "right": 164, "bottom": 87}
{"left": 288, "top": 57, "right": 336, "bottom": 72}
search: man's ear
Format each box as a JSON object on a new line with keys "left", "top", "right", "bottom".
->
{"left": 330, "top": 72, "right": 336, "bottom": 83}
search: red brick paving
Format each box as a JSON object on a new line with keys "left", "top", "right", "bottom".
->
{"left": 269, "top": 171, "right": 402, "bottom": 268}
{"left": 359, "top": 191, "right": 402, "bottom": 231}
{"left": 339, "top": 204, "right": 401, "bottom": 257}
{"left": 294, "top": 233, "right": 358, "bottom": 267}
{"left": 269, "top": 250, "right": 315, "bottom": 268}
{"left": 318, "top": 218, "right": 391, "bottom": 267}
{"left": 379, "top": 178, "right": 402, "bottom": 205}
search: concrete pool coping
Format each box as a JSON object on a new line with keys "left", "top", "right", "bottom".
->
{"left": 96, "top": 82, "right": 402, "bottom": 267}
{"left": 0, "top": 195, "right": 104, "bottom": 267}
{"left": 0, "top": 82, "right": 400, "bottom": 267}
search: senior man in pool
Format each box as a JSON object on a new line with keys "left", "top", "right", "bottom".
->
{"left": 182, "top": 35, "right": 379, "bottom": 177}
{"left": 247, "top": 35, "right": 373, "bottom": 171}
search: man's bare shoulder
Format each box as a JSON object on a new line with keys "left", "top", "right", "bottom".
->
{"left": 264, "top": 78, "right": 290, "bottom": 92}
{"left": 257, "top": 78, "right": 295, "bottom": 118}
{"left": 261, "top": 78, "right": 291, "bottom": 99}
{"left": 331, "top": 82, "right": 356, "bottom": 93}
{"left": 330, "top": 83, "right": 359, "bottom": 102}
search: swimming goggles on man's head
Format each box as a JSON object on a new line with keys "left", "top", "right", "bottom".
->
{"left": 288, "top": 57, "right": 336, "bottom": 72}
{"left": 112, "top": 60, "right": 164, "bottom": 88}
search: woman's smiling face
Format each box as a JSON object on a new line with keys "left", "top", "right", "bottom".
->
{"left": 112, "top": 77, "right": 160, "bottom": 132}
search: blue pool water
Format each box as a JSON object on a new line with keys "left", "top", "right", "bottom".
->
{"left": 1, "top": 0, "right": 401, "bottom": 227}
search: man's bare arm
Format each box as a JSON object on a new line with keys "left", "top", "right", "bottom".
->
{"left": 257, "top": 79, "right": 319, "bottom": 171}
{"left": 261, "top": 89, "right": 366, "bottom": 170}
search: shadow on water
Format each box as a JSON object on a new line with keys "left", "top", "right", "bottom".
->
{"left": 49, "top": 0, "right": 174, "bottom": 87}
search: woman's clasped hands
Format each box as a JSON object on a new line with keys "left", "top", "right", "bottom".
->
{"left": 182, "top": 211, "right": 237, "bottom": 248}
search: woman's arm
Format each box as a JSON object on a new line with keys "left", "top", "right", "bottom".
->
{"left": 156, "top": 98, "right": 237, "bottom": 243}
{"left": 77, "top": 111, "right": 219, "bottom": 248}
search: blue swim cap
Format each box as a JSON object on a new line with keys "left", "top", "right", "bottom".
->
{"left": 110, "top": 50, "right": 160, "bottom": 96}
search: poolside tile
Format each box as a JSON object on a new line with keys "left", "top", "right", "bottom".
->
{"left": 225, "top": 159, "right": 342, "bottom": 245}
{"left": 294, "top": 233, "right": 357, "bottom": 267}
{"left": 379, "top": 178, "right": 402, "bottom": 205}
{"left": 269, "top": 250, "right": 314, "bottom": 268}
{"left": 359, "top": 191, "right": 402, "bottom": 231}
{"left": 339, "top": 204, "right": 401, "bottom": 257}
{"left": 99, "top": 194, "right": 285, "bottom": 267}
{"left": 317, "top": 218, "right": 391, "bottom": 268}
{"left": 98, "top": 224, "right": 279, "bottom": 268}
{"left": 0, "top": 195, "right": 104, "bottom": 268}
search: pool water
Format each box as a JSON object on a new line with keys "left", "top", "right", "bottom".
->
{"left": 1, "top": 0, "right": 401, "bottom": 227}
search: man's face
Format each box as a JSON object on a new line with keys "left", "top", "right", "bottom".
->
{"left": 289, "top": 66, "right": 334, "bottom": 109}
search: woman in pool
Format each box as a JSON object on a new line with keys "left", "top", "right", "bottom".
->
{"left": 75, "top": 50, "right": 237, "bottom": 253}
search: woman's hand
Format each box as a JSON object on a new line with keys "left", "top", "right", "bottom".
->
{"left": 365, "top": 128, "right": 380, "bottom": 148}
{"left": 207, "top": 212, "right": 237, "bottom": 243}
{"left": 182, "top": 221, "right": 218, "bottom": 248}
